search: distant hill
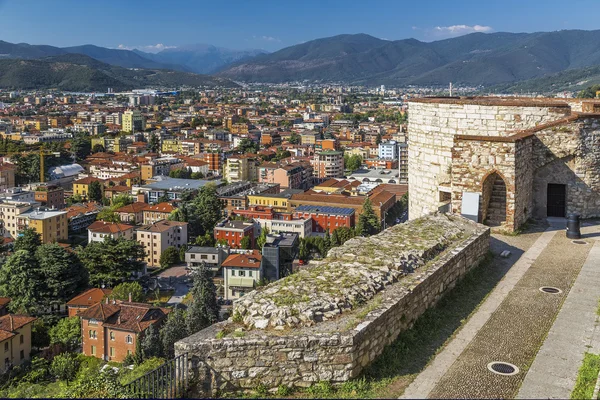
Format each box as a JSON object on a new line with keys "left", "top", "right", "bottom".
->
{"left": 134, "top": 44, "right": 268, "bottom": 74}
{"left": 486, "top": 66, "right": 600, "bottom": 94}
{"left": 0, "top": 54, "right": 238, "bottom": 91}
{"left": 217, "top": 30, "right": 600, "bottom": 87}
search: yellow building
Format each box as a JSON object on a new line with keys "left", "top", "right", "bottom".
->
{"left": 17, "top": 209, "right": 68, "bottom": 243}
{"left": 122, "top": 110, "right": 145, "bottom": 133}
{"left": 73, "top": 177, "right": 105, "bottom": 200}
{"left": 0, "top": 314, "right": 37, "bottom": 374}
{"left": 247, "top": 189, "right": 303, "bottom": 212}
{"left": 223, "top": 155, "right": 259, "bottom": 183}
{"left": 161, "top": 139, "right": 183, "bottom": 153}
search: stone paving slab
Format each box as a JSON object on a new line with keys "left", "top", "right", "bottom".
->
{"left": 517, "top": 240, "right": 600, "bottom": 399}
{"left": 427, "top": 232, "right": 592, "bottom": 399}
{"left": 400, "top": 229, "right": 557, "bottom": 399}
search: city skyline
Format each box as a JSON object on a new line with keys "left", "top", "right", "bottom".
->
{"left": 0, "top": 0, "right": 599, "bottom": 52}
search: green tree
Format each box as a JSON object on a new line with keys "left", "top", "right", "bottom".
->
{"left": 256, "top": 227, "right": 269, "bottom": 250}
{"left": 140, "top": 324, "right": 162, "bottom": 360}
{"left": 344, "top": 153, "right": 363, "bottom": 172}
{"left": 111, "top": 194, "right": 133, "bottom": 208}
{"left": 359, "top": 197, "right": 380, "bottom": 236}
{"left": 49, "top": 317, "right": 81, "bottom": 351}
{"left": 161, "top": 308, "right": 188, "bottom": 359}
{"left": 237, "top": 138, "right": 258, "bottom": 154}
{"left": 96, "top": 208, "right": 120, "bottom": 223}
{"left": 186, "top": 265, "right": 220, "bottom": 334}
{"left": 50, "top": 353, "right": 80, "bottom": 384}
{"left": 88, "top": 180, "right": 103, "bottom": 202}
{"left": 156, "top": 191, "right": 170, "bottom": 204}
{"left": 78, "top": 237, "right": 146, "bottom": 287}
{"left": 148, "top": 132, "right": 160, "bottom": 153}
{"left": 240, "top": 235, "right": 251, "bottom": 249}
{"left": 111, "top": 281, "right": 144, "bottom": 302}
{"left": 190, "top": 171, "right": 204, "bottom": 179}
{"left": 13, "top": 227, "right": 42, "bottom": 253}
{"left": 289, "top": 132, "right": 300, "bottom": 144}
{"left": 92, "top": 144, "right": 105, "bottom": 153}
{"left": 36, "top": 243, "right": 88, "bottom": 309}
{"left": 331, "top": 229, "right": 340, "bottom": 247}
{"left": 177, "top": 183, "right": 224, "bottom": 238}
{"left": 70, "top": 132, "right": 91, "bottom": 161}
{"left": 0, "top": 250, "right": 42, "bottom": 314}
{"left": 160, "top": 246, "right": 180, "bottom": 268}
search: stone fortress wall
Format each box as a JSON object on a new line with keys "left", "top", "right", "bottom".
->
{"left": 408, "top": 97, "right": 600, "bottom": 230}
{"left": 176, "top": 215, "right": 490, "bottom": 396}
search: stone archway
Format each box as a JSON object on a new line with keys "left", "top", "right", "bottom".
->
{"left": 481, "top": 171, "right": 507, "bottom": 227}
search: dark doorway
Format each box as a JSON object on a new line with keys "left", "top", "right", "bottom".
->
{"left": 547, "top": 184, "right": 566, "bottom": 217}
{"left": 482, "top": 172, "right": 507, "bottom": 227}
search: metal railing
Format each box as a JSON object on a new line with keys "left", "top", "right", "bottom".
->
{"left": 123, "top": 353, "right": 189, "bottom": 399}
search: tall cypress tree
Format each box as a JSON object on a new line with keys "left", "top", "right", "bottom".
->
{"left": 359, "top": 197, "right": 381, "bottom": 236}
{"left": 186, "top": 265, "right": 220, "bottom": 335}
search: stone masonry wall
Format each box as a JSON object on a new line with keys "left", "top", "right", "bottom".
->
{"left": 532, "top": 118, "right": 600, "bottom": 219}
{"left": 175, "top": 217, "right": 490, "bottom": 396}
{"left": 408, "top": 99, "right": 570, "bottom": 222}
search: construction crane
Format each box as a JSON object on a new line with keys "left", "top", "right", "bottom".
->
{"left": 0, "top": 148, "right": 60, "bottom": 183}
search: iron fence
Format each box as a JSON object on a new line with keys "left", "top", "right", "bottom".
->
{"left": 123, "top": 353, "right": 189, "bottom": 399}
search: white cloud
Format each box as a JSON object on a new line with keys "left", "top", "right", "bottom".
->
{"left": 117, "top": 43, "right": 177, "bottom": 53}
{"left": 413, "top": 24, "right": 493, "bottom": 40}
{"left": 252, "top": 35, "right": 281, "bottom": 43}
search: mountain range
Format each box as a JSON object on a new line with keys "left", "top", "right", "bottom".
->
{"left": 4, "top": 29, "right": 600, "bottom": 90}
{"left": 216, "top": 30, "right": 600, "bottom": 87}
{"left": 0, "top": 54, "right": 237, "bottom": 92}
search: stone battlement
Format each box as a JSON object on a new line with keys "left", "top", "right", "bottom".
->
{"left": 175, "top": 215, "right": 490, "bottom": 395}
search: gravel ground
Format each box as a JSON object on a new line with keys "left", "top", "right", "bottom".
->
{"left": 428, "top": 232, "right": 593, "bottom": 399}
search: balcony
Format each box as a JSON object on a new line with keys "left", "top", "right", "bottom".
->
{"left": 228, "top": 277, "right": 255, "bottom": 289}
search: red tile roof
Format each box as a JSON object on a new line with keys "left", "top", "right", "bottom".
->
{"left": 115, "top": 202, "right": 148, "bottom": 214}
{"left": 144, "top": 202, "right": 176, "bottom": 213}
{"left": 78, "top": 301, "right": 170, "bottom": 333}
{"left": 66, "top": 288, "right": 112, "bottom": 307}
{"left": 87, "top": 221, "right": 134, "bottom": 234}
{"left": 222, "top": 251, "right": 262, "bottom": 269}
{"left": 0, "top": 314, "right": 37, "bottom": 333}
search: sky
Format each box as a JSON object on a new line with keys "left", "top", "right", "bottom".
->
{"left": 0, "top": 0, "right": 599, "bottom": 53}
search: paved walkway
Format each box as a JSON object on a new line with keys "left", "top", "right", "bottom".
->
{"left": 402, "top": 221, "right": 600, "bottom": 399}
{"left": 400, "top": 228, "right": 558, "bottom": 399}
{"left": 517, "top": 240, "right": 600, "bottom": 399}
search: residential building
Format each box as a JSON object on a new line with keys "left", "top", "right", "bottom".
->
{"left": 217, "top": 181, "right": 280, "bottom": 214}
{"left": 73, "top": 177, "right": 105, "bottom": 200}
{"left": 140, "top": 157, "right": 185, "bottom": 182}
{"left": 122, "top": 110, "right": 145, "bottom": 133}
{"left": 0, "top": 166, "right": 15, "bottom": 191}
{"left": 142, "top": 202, "right": 175, "bottom": 224}
{"left": 0, "top": 187, "right": 35, "bottom": 204}
{"left": 398, "top": 142, "right": 408, "bottom": 183}
{"left": 0, "top": 202, "right": 38, "bottom": 238}
{"left": 223, "top": 155, "right": 259, "bottom": 183}
{"left": 378, "top": 140, "right": 398, "bottom": 159}
{"left": 222, "top": 251, "right": 262, "bottom": 300}
{"left": 34, "top": 184, "right": 64, "bottom": 209}
{"left": 213, "top": 220, "right": 255, "bottom": 249}
{"left": 65, "top": 202, "right": 102, "bottom": 232}
{"left": 255, "top": 217, "right": 312, "bottom": 238}
{"left": 0, "top": 314, "right": 37, "bottom": 374}
{"left": 136, "top": 176, "right": 217, "bottom": 204}
{"left": 136, "top": 220, "right": 188, "bottom": 267}
{"left": 312, "top": 151, "right": 344, "bottom": 182}
{"left": 258, "top": 162, "right": 308, "bottom": 190}
{"left": 185, "top": 246, "right": 229, "bottom": 272}
{"left": 292, "top": 205, "right": 355, "bottom": 233}
{"left": 115, "top": 202, "right": 147, "bottom": 225}
{"left": 87, "top": 221, "right": 135, "bottom": 243}
{"left": 66, "top": 288, "right": 113, "bottom": 318}
{"left": 261, "top": 233, "right": 299, "bottom": 280}
{"left": 17, "top": 208, "right": 68, "bottom": 243}
{"left": 79, "top": 300, "right": 169, "bottom": 362}
{"left": 247, "top": 188, "right": 304, "bottom": 213}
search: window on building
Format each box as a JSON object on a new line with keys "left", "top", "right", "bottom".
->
{"left": 125, "top": 335, "right": 133, "bottom": 344}
{"left": 3, "top": 343, "right": 7, "bottom": 352}
{"left": 110, "top": 332, "right": 115, "bottom": 341}
{"left": 231, "top": 270, "right": 235, "bottom": 276}
{"left": 110, "top": 347, "right": 115, "bottom": 357}
{"left": 91, "top": 345, "right": 96, "bottom": 355}
{"left": 249, "top": 271, "right": 253, "bottom": 277}
{"left": 19, "top": 335, "right": 23, "bottom": 344}
{"left": 191, "top": 254, "right": 195, "bottom": 259}
{"left": 20, "top": 350, "right": 24, "bottom": 360}
{"left": 89, "top": 330, "right": 97, "bottom": 339}
{"left": 89, "top": 319, "right": 98, "bottom": 325}
{"left": 239, "top": 270, "right": 246, "bottom": 277}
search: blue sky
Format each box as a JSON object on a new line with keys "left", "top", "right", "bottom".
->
{"left": 1, "top": 0, "right": 599, "bottom": 52}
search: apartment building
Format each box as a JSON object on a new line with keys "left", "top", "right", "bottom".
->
{"left": 312, "top": 151, "right": 344, "bottom": 182}
{"left": 378, "top": 140, "right": 398, "bottom": 159}
{"left": 255, "top": 217, "right": 312, "bottom": 239}
{"left": 73, "top": 177, "right": 105, "bottom": 200}
{"left": 65, "top": 202, "right": 102, "bottom": 233}
{"left": 140, "top": 157, "right": 185, "bottom": 182}
{"left": 136, "top": 220, "right": 188, "bottom": 267}
{"left": 87, "top": 221, "right": 135, "bottom": 243}
{"left": 115, "top": 202, "right": 147, "bottom": 224}
{"left": 184, "top": 246, "right": 229, "bottom": 272}
{"left": 213, "top": 220, "right": 255, "bottom": 249}
{"left": 33, "top": 184, "right": 64, "bottom": 209}
{"left": 246, "top": 188, "right": 304, "bottom": 213}
{"left": 261, "top": 233, "right": 299, "bottom": 280}
{"left": 223, "top": 155, "right": 259, "bottom": 183}
{"left": 0, "top": 202, "right": 38, "bottom": 238}
{"left": 17, "top": 209, "right": 68, "bottom": 243}
{"left": 142, "top": 202, "right": 175, "bottom": 224}
{"left": 122, "top": 110, "right": 145, "bottom": 133}
{"left": 0, "top": 166, "right": 15, "bottom": 191}
{"left": 292, "top": 205, "right": 355, "bottom": 233}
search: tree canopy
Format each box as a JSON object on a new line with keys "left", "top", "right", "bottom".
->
{"left": 186, "top": 265, "right": 220, "bottom": 335}
{"left": 110, "top": 281, "right": 144, "bottom": 302}
{"left": 358, "top": 197, "right": 381, "bottom": 236}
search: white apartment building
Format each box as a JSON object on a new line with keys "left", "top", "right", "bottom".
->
{"left": 135, "top": 220, "right": 188, "bottom": 267}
